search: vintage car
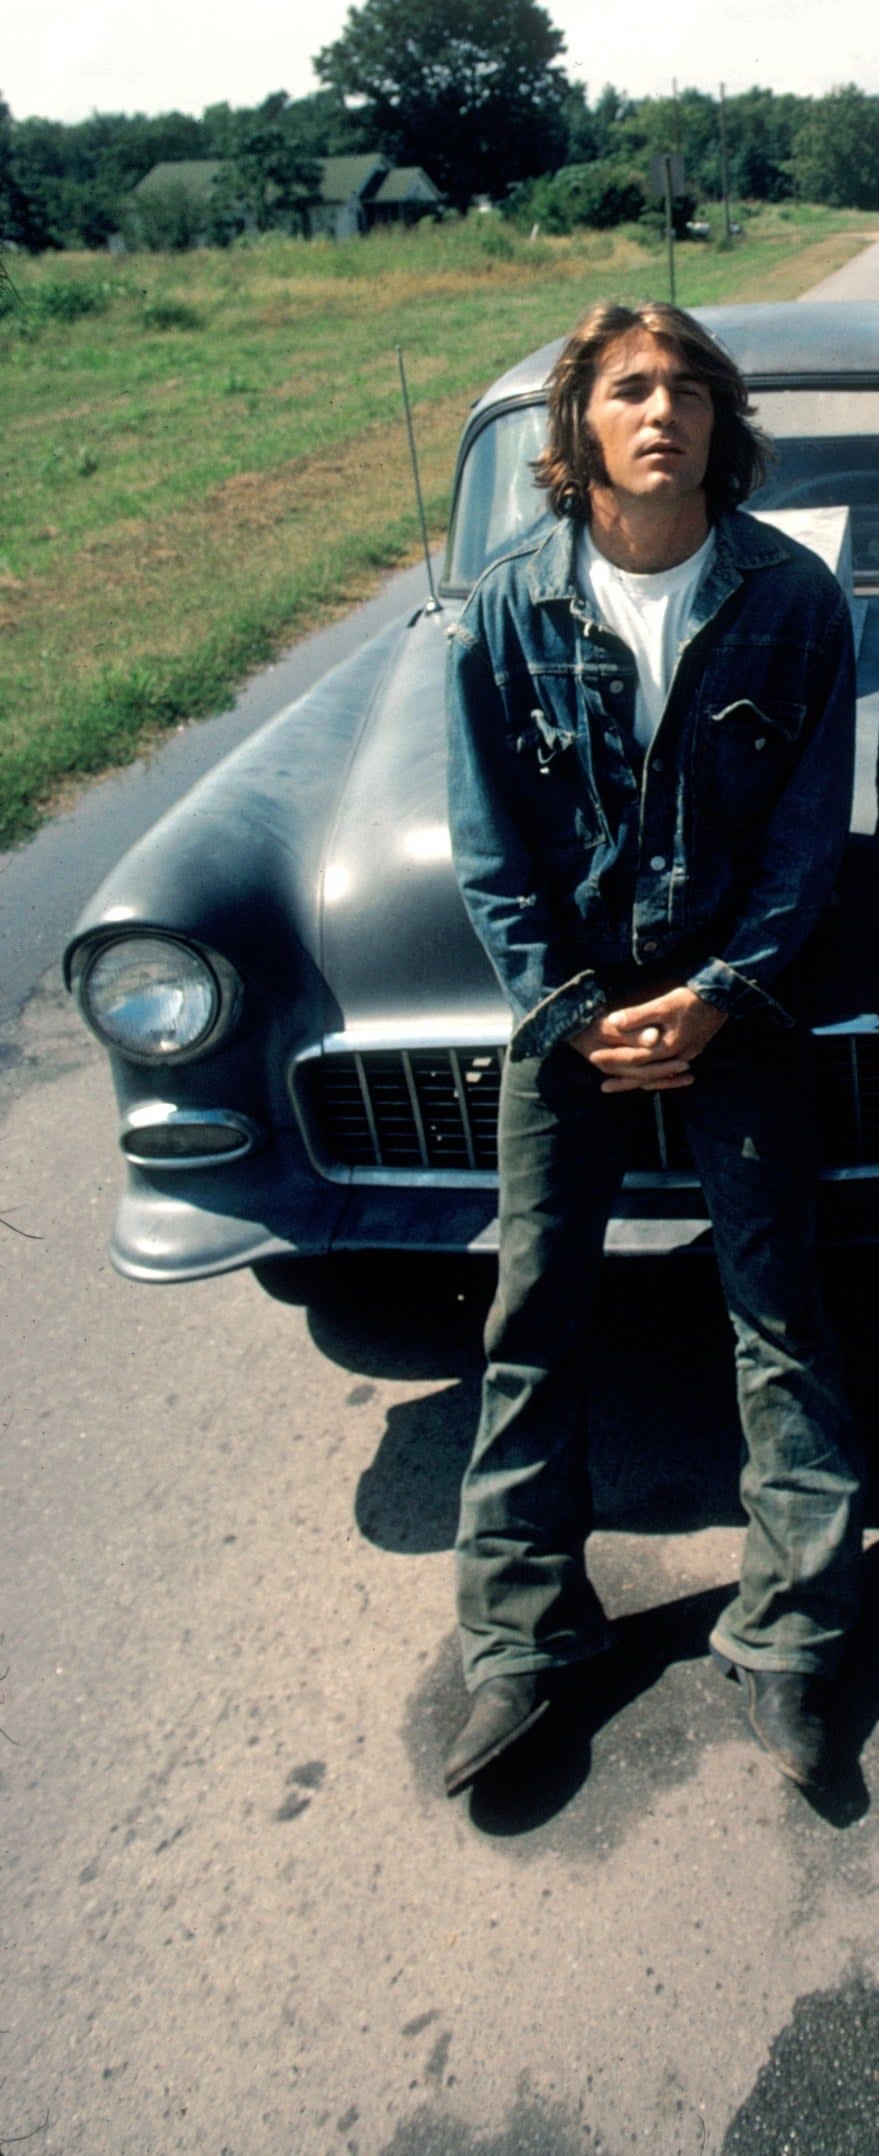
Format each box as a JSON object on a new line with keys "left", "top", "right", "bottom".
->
{"left": 65, "top": 301, "right": 879, "bottom": 1281}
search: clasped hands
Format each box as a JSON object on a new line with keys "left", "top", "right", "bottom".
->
{"left": 569, "top": 985, "right": 727, "bottom": 1092}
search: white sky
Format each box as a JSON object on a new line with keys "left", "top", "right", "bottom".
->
{"left": 4, "top": 0, "right": 877, "bottom": 125}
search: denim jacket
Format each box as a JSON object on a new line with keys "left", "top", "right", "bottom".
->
{"left": 447, "top": 509, "right": 855, "bottom": 1059}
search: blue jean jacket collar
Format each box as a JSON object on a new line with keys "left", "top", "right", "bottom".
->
{"left": 524, "top": 508, "right": 793, "bottom": 627}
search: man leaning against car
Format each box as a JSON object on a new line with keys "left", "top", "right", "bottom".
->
{"left": 444, "top": 300, "right": 865, "bottom": 1799}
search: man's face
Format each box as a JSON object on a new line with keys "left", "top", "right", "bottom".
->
{"left": 584, "top": 329, "right": 714, "bottom": 507}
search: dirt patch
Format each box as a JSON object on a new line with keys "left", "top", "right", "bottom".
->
{"left": 0, "top": 571, "right": 27, "bottom": 633}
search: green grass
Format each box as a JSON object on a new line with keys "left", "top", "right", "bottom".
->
{"left": 1, "top": 202, "right": 876, "bottom": 847}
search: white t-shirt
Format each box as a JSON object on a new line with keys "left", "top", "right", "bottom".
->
{"left": 578, "top": 526, "right": 716, "bottom": 750}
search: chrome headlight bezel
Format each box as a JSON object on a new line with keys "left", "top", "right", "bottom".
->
{"left": 70, "top": 932, "right": 243, "bottom": 1066}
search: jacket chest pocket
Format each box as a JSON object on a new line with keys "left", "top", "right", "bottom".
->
{"left": 697, "top": 695, "right": 806, "bottom": 822}
{"left": 513, "top": 706, "right": 610, "bottom": 856}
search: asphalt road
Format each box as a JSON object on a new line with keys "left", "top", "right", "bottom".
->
{"left": 5, "top": 978, "right": 879, "bottom": 2156}
{"left": 4, "top": 977, "right": 879, "bottom": 2156}
{"left": 799, "top": 234, "right": 879, "bottom": 300}
{"left": 5, "top": 259, "right": 879, "bottom": 2156}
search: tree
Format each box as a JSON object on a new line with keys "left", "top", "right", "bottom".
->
{"left": 724, "top": 87, "right": 799, "bottom": 202}
{"left": 124, "top": 174, "right": 213, "bottom": 250}
{"left": 606, "top": 88, "right": 726, "bottom": 204}
{"left": 7, "top": 114, "right": 123, "bottom": 246}
{"left": 791, "top": 84, "right": 879, "bottom": 209}
{"left": 220, "top": 95, "right": 320, "bottom": 234}
{"left": 314, "top": 0, "right": 569, "bottom": 208}
{"left": 589, "top": 84, "right": 637, "bottom": 160}
{"left": 203, "top": 89, "right": 358, "bottom": 163}
{"left": 560, "top": 83, "right": 599, "bottom": 166}
{"left": 1, "top": 106, "right": 215, "bottom": 249}
{"left": 0, "top": 93, "right": 33, "bottom": 246}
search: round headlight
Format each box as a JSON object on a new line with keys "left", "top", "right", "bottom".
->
{"left": 79, "top": 937, "right": 222, "bottom": 1061}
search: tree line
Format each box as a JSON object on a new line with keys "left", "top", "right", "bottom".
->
{"left": 2, "top": 0, "right": 879, "bottom": 251}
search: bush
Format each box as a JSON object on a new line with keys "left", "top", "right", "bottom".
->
{"left": 34, "top": 279, "right": 110, "bottom": 320}
{"left": 141, "top": 298, "right": 202, "bottom": 331}
{"left": 638, "top": 191, "right": 698, "bottom": 241}
{"left": 0, "top": 273, "right": 112, "bottom": 334}
{"left": 477, "top": 217, "right": 516, "bottom": 260}
{"left": 505, "top": 161, "right": 646, "bottom": 234}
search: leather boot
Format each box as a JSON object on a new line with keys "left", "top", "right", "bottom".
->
{"left": 717, "top": 1657, "right": 833, "bottom": 1791}
{"left": 444, "top": 1673, "right": 552, "bottom": 1797}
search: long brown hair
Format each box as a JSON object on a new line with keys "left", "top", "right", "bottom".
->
{"left": 534, "top": 300, "right": 771, "bottom": 520}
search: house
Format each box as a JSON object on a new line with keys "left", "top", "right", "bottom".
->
{"left": 368, "top": 166, "right": 446, "bottom": 226}
{"left": 126, "top": 159, "right": 229, "bottom": 247}
{"left": 304, "top": 154, "right": 389, "bottom": 238}
{"left": 303, "top": 154, "right": 443, "bottom": 237}
{"left": 127, "top": 154, "right": 444, "bottom": 247}
{"left": 130, "top": 160, "right": 224, "bottom": 230}
{"left": 133, "top": 159, "right": 225, "bottom": 207}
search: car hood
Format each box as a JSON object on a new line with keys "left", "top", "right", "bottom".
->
{"left": 318, "top": 602, "right": 505, "bottom": 1034}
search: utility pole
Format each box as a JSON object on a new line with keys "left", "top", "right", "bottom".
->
{"left": 718, "top": 82, "right": 732, "bottom": 243}
{"left": 649, "top": 141, "right": 683, "bottom": 305}
{"left": 662, "top": 152, "right": 676, "bottom": 304}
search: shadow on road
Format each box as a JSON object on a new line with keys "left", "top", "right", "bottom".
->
{"left": 467, "top": 1580, "right": 737, "bottom": 1836}
{"left": 406, "top": 1556, "right": 879, "bottom": 1840}
{"left": 407, "top": 1552, "right": 879, "bottom": 1841}
{"left": 258, "top": 1249, "right": 879, "bottom": 1552}
{"left": 263, "top": 1249, "right": 879, "bottom": 1832}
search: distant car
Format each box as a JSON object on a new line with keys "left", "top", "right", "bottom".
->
{"left": 65, "top": 303, "right": 879, "bottom": 1282}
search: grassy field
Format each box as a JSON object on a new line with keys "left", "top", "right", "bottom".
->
{"left": 2, "top": 201, "right": 876, "bottom": 847}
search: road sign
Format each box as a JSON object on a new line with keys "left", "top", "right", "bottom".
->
{"left": 649, "top": 152, "right": 685, "bottom": 201}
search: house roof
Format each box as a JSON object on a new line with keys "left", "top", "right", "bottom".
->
{"left": 373, "top": 166, "right": 443, "bottom": 205}
{"left": 134, "top": 160, "right": 224, "bottom": 199}
{"left": 318, "top": 154, "right": 389, "bottom": 203}
{"left": 133, "top": 152, "right": 443, "bottom": 216}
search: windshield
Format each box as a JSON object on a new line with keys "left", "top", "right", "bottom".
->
{"left": 444, "top": 404, "right": 553, "bottom": 588}
{"left": 747, "top": 388, "right": 879, "bottom": 584}
{"left": 443, "top": 388, "right": 879, "bottom": 589}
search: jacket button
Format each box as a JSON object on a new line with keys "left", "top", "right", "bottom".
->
{"left": 610, "top": 678, "right": 624, "bottom": 693}
{"left": 642, "top": 940, "right": 658, "bottom": 955}
{"left": 649, "top": 854, "right": 666, "bottom": 871}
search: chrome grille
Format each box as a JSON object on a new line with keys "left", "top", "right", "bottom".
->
{"left": 296, "top": 1033, "right": 879, "bottom": 1179}
{"left": 300, "top": 1047, "right": 504, "bottom": 1172}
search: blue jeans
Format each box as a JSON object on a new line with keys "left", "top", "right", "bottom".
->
{"left": 455, "top": 1022, "right": 864, "bottom": 1690}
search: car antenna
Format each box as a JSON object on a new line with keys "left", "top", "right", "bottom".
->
{"left": 396, "top": 345, "right": 442, "bottom": 613}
